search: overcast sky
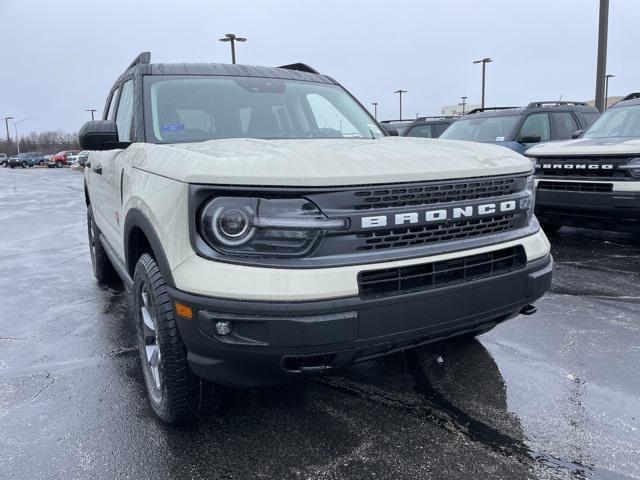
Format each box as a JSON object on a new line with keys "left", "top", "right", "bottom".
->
{"left": 0, "top": 0, "right": 638, "bottom": 135}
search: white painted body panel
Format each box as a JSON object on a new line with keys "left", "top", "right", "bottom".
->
{"left": 526, "top": 137, "right": 640, "bottom": 157}
{"left": 125, "top": 136, "right": 532, "bottom": 186}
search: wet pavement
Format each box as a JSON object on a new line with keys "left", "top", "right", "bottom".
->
{"left": 0, "top": 167, "right": 638, "bottom": 480}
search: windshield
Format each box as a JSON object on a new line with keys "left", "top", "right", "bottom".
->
{"left": 143, "top": 75, "right": 383, "bottom": 143}
{"left": 583, "top": 105, "right": 640, "bottom": 139}
{"left": 439, "top": 115, "right": 520, "bottom": 142}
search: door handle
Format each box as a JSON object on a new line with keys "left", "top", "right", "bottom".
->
{"left": 93, "top": 163, "right": 102, "bottom": 175}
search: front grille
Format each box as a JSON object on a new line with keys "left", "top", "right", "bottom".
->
{"left": 358, "top": 246, "right": 526, "bottom": 298}
{"left": 352, "top": 177, "right": 517, "bottom": 210}
{"left": 536, "top": 157, "right": 633, "bottom": 179}
{"left": 355, "top": 214, "right": 516, "bottom": 251}
{"left": 538, "top": 181, "right": 612, "bottom": 193}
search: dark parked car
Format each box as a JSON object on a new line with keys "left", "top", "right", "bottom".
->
{"left": 402, "top": 116, "right": 456, "bottom": 138}
{"left": 439, "top": 101, "right": 599, "bottom": 154}
{"left": 379, "top": 120, "right": 414, "bottom": 136}
{"left": 8, "top": 152, "right": 46, "bottom": 168}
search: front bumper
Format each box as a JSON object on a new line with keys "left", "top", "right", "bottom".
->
{"left": 168, "top": 253, "right": 552, "bottom": 388}
{"left": 535, "top": 186, "right": 640, "bottom": 232}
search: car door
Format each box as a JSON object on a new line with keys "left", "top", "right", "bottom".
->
{"left": 101, "top": 78, "right": 134, "bottom": 251}
{"left": 516, "top": 113, "right": 551, "bottom": 153}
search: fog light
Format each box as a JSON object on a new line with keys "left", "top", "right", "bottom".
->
{"left": 214, "top": 321, "right": 233, "bottom": 336}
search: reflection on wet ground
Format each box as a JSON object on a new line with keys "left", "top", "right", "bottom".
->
{"left": 0, "top": 168, "right": 638, "bottom": 479}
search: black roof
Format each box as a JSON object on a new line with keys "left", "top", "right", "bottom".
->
{"left": 116, "top": 51, "right": 335, "bottom": 85}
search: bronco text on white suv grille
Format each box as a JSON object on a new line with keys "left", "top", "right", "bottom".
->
{"left": 79, "top": 52, "right": 552, "bottom": 423}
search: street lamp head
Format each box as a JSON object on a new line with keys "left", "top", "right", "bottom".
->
{"left": 372, "top": 102, "right": 378, "bottom": 106}
{"left": 394, "top": 90, "right": 408, "bottom": 94}
{"left": 219, "top": 37, "right": 231, "bottom": 42}
{"left": 4, "top": 116, "right": 14, "bottom": 121}
{"left": 473, "top": 57, "right": 493, "bottom": 64}
{"left": 606, "top": 74, "right": 615, "bottom": 79}
{"left": 235, "top": 37, "right": 247, "bottom": 42}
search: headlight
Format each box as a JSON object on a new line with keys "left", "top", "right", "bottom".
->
{"left": 519, "top": 175, "right": 535, "bottom": 222}
{"left": 619, "top": 157, "right": 640, "bottom": 178}
{"left": 199, "top": 197, "right": 347, "bottom": 257}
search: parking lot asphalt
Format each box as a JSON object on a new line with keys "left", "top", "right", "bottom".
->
{"left": 0, "top": 167, "right": 638, "bottom": 480}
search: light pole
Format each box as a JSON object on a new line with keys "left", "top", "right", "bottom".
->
{"left": 473, "top": 57, "right": 493, "bottom": 109}
{"left": 4, "top": 116, "right": 13, "bottom": 153}
{"left": 459, "top": 96, "right": 468, "bottom": 115}
{"left": 371, "top": 102, "right": 378, "bottom": 120}
{"left": 604, "top": 74, "right": 615, "bottom": 108}
{"left": 394, "top": 90, "right": 407, "bottom": 120}
{"left": 86, "top": 109, "right": 96, "bottom": 121}
{"left": 219, "top": 33, "right": 247, "bottom": 64}
{"left": 594, "top": 0, "right": 610, "bottom": 111}
{"left": 10, "top": 119, "right": 28, "bottom": 154}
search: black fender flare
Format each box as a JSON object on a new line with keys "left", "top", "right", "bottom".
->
{"left": 123, "top": 208, "right": 175, "bottom": 287}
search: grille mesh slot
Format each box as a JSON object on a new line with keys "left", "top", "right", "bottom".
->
{"left": 353, "top": 178, "right": 517, "bottom": 210}
{"left": 537, "top": 181, "right": 612, "bottom": 192}
{"left": 358, "top": 246, "right": 526, "bottom": 298}
{"left": 355, "top": 215, "right": 516, "bottom": 251}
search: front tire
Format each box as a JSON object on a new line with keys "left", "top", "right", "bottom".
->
{"left": 87, "top": 206, "right": 119, "bottom": 283}
{"left": 56, "top": 161, "right": 62, "bottom": 168}
{"left": 21, "top": 161, "right": 27, "bottom": 168}
{"left": 133, "top": 253, "right": 204, "bottom": 423}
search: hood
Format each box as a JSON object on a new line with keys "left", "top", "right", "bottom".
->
{"left": 126, "top": 137, "right": 532, "bottom": 187}
{"left": 526, "top": 136, "right": 640, "bottom": 157}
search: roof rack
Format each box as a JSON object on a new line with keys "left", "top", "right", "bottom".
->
{"left": 620, "top": 92, "right": 640, "bottom": 101}
{"left": 277, "top": 63, "right": 319, "bottom": 74}
{"left": 126, "top": 51, "right": 151, "bottom": 71}
{"left": 526, "top": 101, "right": 588, "bottom": 108}
{"left": 466, "top": 106, "right": 519, "bottom": 115}
{"left": 415, "top": 115, "right": 456, "bottom": 121}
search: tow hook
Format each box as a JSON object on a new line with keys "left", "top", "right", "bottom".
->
{"left": 520, "top": 304, "right": 537, "bottom": 316}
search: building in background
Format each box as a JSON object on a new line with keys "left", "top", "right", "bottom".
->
{"left": 441, "top": 103, "right": 481, "bottom": 116}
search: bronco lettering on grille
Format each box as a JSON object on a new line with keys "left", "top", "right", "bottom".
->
{"left": 360, "top": 200, "right": 521, "bottom": 229}
{"left": 537, "top": 164, "right": 614, "bottom": 170}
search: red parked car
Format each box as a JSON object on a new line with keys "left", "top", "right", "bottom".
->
{"left": 48, "top": 150, "right": 80, "bottom": 168}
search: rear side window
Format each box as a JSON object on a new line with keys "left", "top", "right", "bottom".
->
{"left": 115, "top": 80, "right": 134, "bottom": 141}
{"left": 519, "top": 113, "right": 550, "bottom": 141}
{"left": 552, "top": 112, "right": 579, "bottom": 140}
{"left": 582, "top": 112, "right": 599, "bottom": 128}
{"left": 406, "top": 124, "right": 434, "bottom": 138}
{"left": 433, "top": 123, "right": 450, "bottom": 137}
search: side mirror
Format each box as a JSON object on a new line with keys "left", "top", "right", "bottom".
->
{"left": 517, "top": 134, "right": 542, "bottom": 144}
{"left": 571, "top": 129, "right": 585, "bottom": 139}
{"left": 79, "top": 120, "right": 128, "bottom": 150}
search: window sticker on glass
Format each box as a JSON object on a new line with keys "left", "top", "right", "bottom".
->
{"left": 495, "top": 136, "right": 505, "bottom": 141}
{"left": 162, "top": 123, "right": 185, "bottom": 132}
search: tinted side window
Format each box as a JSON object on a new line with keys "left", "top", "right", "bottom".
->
{"left": 582, "top": 112, "right": 599, "bottom": 128}
{"left": 406, "top": 124, "right": 434, "bottom": 138}
{"left": 553, "top": 112, "right": 579, "bottom": 139}
{"left": 519, "top": 113, "right": 550, "bottom": 141}
{"left": 115, "top": 80, "right": 134, "bottom": 141}
{"left": 434, "top": 123, "right": 450, "bottom": 137}
{"left": 106, "top": 88, "right": 119, "bottom": 120}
